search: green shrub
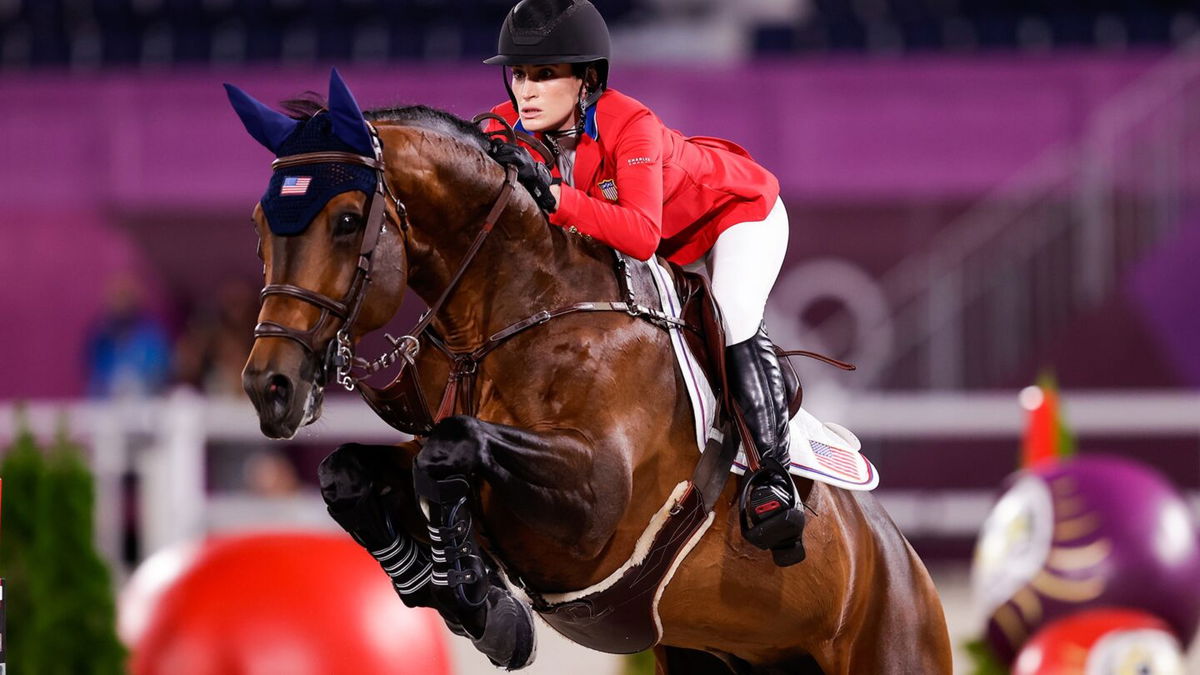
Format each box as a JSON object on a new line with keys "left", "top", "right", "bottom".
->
{"left": 0, "top": 412, "right": 125, "bottom": 673}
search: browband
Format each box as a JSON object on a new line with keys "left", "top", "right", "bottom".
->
{"left": 272, "top": 151, "right": 384, "bottom": 172}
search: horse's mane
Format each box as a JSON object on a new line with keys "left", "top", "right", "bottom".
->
{"left": 279, "top": 93, "right": 491, "bottom": 153}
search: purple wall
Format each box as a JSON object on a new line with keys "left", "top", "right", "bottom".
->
{"left": 1129, "top": 217, "right": 1200, "bottom": 387}
{"left": 0, "top": 54, "right": 1166, "bottom": 398}
{"left": 0, "top": 55, "right": 1161, "bottom": 208}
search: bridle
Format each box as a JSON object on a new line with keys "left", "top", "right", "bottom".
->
{"left": 252, "top": 121, "right": 523, "bottom": 395}
{"left": 252, "top": 128, "right": 405, "bottom": 391}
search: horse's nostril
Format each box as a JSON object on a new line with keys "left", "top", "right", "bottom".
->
{"left": 265, "top": 373, "right": 292, "bottom": 413}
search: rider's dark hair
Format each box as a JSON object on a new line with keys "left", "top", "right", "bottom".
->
{"left": 570, "top": 62, "right": 603, "bottom": 93}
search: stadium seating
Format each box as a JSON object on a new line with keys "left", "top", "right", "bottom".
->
{"left": 0, "top": 0, "right": 1195, "bottom": 68}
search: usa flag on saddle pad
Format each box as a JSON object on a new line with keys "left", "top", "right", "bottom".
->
{"left": 280, "top": 176, "right": 312, "bottom": 196}
{"left": 810, "top": 441, "right": 859, "bottom": 476}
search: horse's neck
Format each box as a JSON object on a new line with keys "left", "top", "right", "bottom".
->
{"left": 385, "top": 129, "right": 616, "bottom": 350}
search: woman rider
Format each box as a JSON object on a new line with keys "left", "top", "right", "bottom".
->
{"left": 483, "top": 0, "right": 806, "bottom": 566}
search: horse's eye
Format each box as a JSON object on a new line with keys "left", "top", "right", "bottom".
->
{"left": 334, "top": 213, "right": 362, "bottom": 236}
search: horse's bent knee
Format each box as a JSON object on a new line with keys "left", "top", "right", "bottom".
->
{"left": 416, "top": 416, "right": 486, "bottom": 479}
{"left": 429, "top": 415, "right": 485, "bottom": 443}
{"left": 318, "top": 443, "right": 378, "bottom": 504}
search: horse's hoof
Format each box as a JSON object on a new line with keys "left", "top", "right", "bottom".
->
{"left": 473, "top": 586, "right": 537, "bottom": 670}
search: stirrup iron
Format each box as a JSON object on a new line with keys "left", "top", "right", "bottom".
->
{"left": 739, "top": 459, "right": 807, "bottom": 566}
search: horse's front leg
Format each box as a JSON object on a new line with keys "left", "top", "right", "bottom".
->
{"left": 417, "top": 414, "right": 631, "bottom": 564}
{"left": 413, "top": 414, "right": 630, "bottom": 663}
{"left": 318, "top": 441, "right": 434, "bottom": 601}
{"left": 318, "top": 441, "right": 535, "bottom": 670}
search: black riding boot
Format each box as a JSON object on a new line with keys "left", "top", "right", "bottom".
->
{"left": 726, "top": 324, "right": 807, "bottom": 567}
{"left": 415, "top": 471, "right": 536, "bottom": 671}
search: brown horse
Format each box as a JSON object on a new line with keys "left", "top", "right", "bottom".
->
{"left": 230, "top": 73, "right": 951, "bottom": 674}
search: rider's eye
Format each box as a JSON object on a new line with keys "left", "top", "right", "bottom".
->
{"left": 334, "top": 213, "right": 362, "bottom": 236}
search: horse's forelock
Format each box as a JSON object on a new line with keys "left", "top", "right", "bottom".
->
{"left": 279, "top": 92, "right": 328, "bottom": 121}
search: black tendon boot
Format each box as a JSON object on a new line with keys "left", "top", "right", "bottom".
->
{"left": 726, "top": 324, "right": 807, "bottom": 567}
{"left": 318, "top": 449, "right": 437, "bottom": 608}
{"left": 416, "top": 472, "right": 536, "bottom": 671}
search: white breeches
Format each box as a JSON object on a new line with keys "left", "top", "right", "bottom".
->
{"left": 686, "top": 197, "right": 790, "bottom": 346}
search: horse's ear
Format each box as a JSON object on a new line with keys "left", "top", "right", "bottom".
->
{"left": 327, "top": 68, "right": 374, "bottom": 156}
{"left": 224, "top": 83, "right": 299, "bottom": 153}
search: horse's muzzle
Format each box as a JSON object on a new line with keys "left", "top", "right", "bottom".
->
{"left": 243, "top": 365, "right": 319, "bottom": 439}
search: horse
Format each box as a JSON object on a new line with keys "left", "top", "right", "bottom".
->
{"left": 229, "top": 71, "right": 952, "bottom": 674}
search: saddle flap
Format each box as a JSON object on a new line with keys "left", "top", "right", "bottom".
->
{"left": 672, "top": 265, "right": 726, "bottom": 395}
{"left": 673, "top": 266, "right": 804, "bottom": 417}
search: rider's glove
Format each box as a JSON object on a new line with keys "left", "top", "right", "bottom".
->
{"left": 488, "top": 140, "right": 557, "bottom": 214}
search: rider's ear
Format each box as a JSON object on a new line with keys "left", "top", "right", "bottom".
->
{"left": 225, "top": 83, "right": 299, "bottom": 153}
{"left": 327, "top": 68, "right": 374, "bottom": 157}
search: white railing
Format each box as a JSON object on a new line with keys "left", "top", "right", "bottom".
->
{"left": 797, "top": 40, "right": 1200, "bottom": 389}
{"left": 3, "top": 390, "right": 1199, "bottom": 573}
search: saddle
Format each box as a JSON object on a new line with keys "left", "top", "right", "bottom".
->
{"left": 673, "top": 265, "right": 805, "bottom": 420}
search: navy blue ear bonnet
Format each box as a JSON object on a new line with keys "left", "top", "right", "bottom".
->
{"left": 261, "top": 114, "right": 376, "bottom": 236}
{"left": 225, "top": 69, "right": 378, "bottom": 236}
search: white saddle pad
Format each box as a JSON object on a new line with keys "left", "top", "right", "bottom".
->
{"left": 642, "top": 256, "right": 879, "bottom": 492}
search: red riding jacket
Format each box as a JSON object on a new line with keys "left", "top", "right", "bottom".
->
{"left": 487, "top": 89, "right": 780, "bottom": 265}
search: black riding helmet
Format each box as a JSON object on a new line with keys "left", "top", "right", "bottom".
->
{"left": 485, "top": 0, "right": 610, "bottom": 111}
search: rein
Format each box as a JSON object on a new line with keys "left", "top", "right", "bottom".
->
{"left": 252, "top": 119, "right": 524, "bottom": 395}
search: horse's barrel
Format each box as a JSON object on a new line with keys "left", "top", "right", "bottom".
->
{"left": 119, "top": 532, "right": 451, "bottom": 675}
{"left": 970, "top": 455, "right": 1200, "bottom": 664}
{"left": 1012, "top": 608, "right": 1185, "bottom": 675}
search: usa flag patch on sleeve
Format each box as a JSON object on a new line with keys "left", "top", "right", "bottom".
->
{"left": 598, "top": 179, "right": 619, "bottom": 202}
{"left": 280, "top": 176, "right": 312, "bottom": 196}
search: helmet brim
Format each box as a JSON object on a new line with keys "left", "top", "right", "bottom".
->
{"left": 483, "top": 54, "right": 608, "bottom": 66}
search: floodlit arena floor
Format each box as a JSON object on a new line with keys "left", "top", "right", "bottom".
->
{"left": 443, "top": 565, "right": 1200, "bottom": 674}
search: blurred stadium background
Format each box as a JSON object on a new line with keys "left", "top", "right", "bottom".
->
{"left": 3, "top": 0, "right": 1200, "bottom": 672}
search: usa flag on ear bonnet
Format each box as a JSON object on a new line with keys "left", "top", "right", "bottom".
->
{"left": 224, "top": 69, "right": 377, "bottom": 236}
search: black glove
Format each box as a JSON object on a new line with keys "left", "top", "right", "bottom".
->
{"left": 489, "top": 140, "right": 557, "bottom": 213}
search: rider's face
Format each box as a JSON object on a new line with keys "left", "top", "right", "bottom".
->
{"left": 510, "top": 64, "right": 582, "bottom": 133}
